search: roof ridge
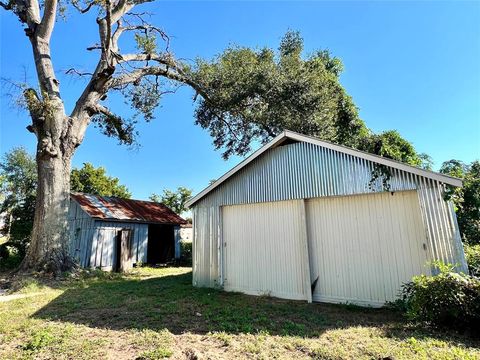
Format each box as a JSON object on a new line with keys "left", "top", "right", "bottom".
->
{"left": 186, "top": 130, "right": 462, "bottom": 207}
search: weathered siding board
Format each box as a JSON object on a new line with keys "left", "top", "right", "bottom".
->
{"left": 69, "top": 200, "right": 150, "bottom": 270}
{"left": 68, "top": 200, "right": 96, "bottom": 267}
{"left": 89, "top": 221, "right": 148, "bottom": 270}
{"left": 193, "top": 141, "right": 467, "bottom": 288}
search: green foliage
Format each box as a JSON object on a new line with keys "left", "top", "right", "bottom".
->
{"left": 190, "top": 30, "right": 430, "bottom": 171}
{"left": 359, "top": 130, "right": 424, "bottom": 167}
{"left": 400, "top": 262, "right": 480, "bottom": 332}
{"left": 418, "top": 153, "right": 434, "bottom": 170}
{"left": 179, "top": 240, "right": 192, "bottom": 265}
{"left": 440, "top": 160, "right": 480, "bottom": 245}
{"left": 149, "top": 186, "right": 192, "bottom": 215}
{"left": 137, "top": 347, "right": 173, "bottom": 359}
{"left": 71, "top": 162, "right": 131, "bottom": 198}
{"left": 23, "top": 328, "right": 56, "bottom": 351}
{"left": 125, "top": 78, "right": 161, "bottom": 122}
{"left": 0, "top": 147, "right": 37, "bottom": 257}
{"left": 0, "top": 245, "right": 23, "bottom": 270}
{"left": 91, "top": 113, "right": 138, "bottom": 146}
{"left": 464, "top": 243, "right": 480, "bottom": 277}
{"left": 191, "top": 31, "right": 369, "bottom": 159}
{"left": 134, "top": 33, "right": 157, "bottom": 55}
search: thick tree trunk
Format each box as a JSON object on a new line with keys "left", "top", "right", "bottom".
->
{"left": 20, "top": 152, "right": 74, "bottom": 273}
{"left": 20, "top": 91, "right": 78, "bottom": 273}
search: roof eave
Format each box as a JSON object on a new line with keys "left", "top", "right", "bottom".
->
{"left": 186, "top": 130, "right": 463, "bottom": 207}
{"left": 186, "top": 131, "right": 289, "bottom": 207}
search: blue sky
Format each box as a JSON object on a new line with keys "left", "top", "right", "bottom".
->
{"left": 1, "top": 1, "right": 479, "bottom": 200}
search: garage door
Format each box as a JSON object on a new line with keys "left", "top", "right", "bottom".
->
{"left": 222, "top": 200, "right": 309, "bottom": 300}
{"left": 306, "top": 190, "right": 429, "bottom": 306}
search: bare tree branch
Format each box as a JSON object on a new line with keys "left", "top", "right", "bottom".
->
{"left": 65, "top": 68, "right": 94, "bottom": 77}
{"left": 116, "top": 52, "right": 172, "bottom": 65}
{"left": 72, "top": 0, "right": 94, "bottom": 14}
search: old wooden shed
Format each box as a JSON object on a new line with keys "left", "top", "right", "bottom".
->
{"left": 186, "top": 130, "right": 467, "bottom": 307}
{"left": 69, "top": 193, "right": 186, "bottom": 271}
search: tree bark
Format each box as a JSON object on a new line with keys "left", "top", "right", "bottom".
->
{"left": 20, "top": 150, "right": 74, "bottom": 272}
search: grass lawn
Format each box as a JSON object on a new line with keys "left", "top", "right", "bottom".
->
{"left": 0, "top": 267, "right": 478, "bottom": 360}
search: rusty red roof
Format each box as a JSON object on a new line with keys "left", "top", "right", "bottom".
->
{"left": 71, "top": 193, "right": 186, "bottom": 225}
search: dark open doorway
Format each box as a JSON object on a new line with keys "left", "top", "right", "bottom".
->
{"left": 147, "top": 224, "right": 175, "bottom": 265}
{"left": 115, "top": 229, "right": 134, "bottom": 272}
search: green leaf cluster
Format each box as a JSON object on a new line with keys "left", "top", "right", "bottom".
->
{"left": 400, "top": 262, "right": 480, "bottom": 332}
{"left": 149, "top": 186, "right": 192, "bottom": 216}
{"left": 440, "top": 160, "right": 480, "bottom": 245}
{"left": 191, "top": 31, "right": 368, "bottom": 159}
{"left": 464, "top": 243, "right": 480, "bottom": 277}
{"left": 0, "top": 147, "right": 36, "bottom": 258}
{"left": 134, "top": 33, "right": 157, "bottom": 55}
{"left": 71, "top": 162, "right": 131, "bottom": 198}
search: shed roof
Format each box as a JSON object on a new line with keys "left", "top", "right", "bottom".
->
{"left": 186, "top": 130, "right": 462, "bottom": 207}
{"left": 71, "top": 193, "right": 186, "bottom": 225}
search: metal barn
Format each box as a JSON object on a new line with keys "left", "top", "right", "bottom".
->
{"left": 69, "top": 193, "right": 186, "bottom": 271}
{"left": 186, "top": 131, "right": 467, "bottom": 307}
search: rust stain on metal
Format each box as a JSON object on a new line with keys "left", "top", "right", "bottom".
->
{"left": 71, "top": 193, "right": 186, "bottom": 225}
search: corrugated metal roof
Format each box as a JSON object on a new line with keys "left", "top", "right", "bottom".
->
{"left": 71, "top": 193, "right": 186, "bottom": 225}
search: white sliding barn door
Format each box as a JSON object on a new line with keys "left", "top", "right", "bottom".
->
{"left": 306, "top": 190, "right": 429, "bottom": 306}
{"left": 222, "top": 200, "right": 309, "bottom": 300}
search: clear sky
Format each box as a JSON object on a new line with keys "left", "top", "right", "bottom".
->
{"left": 1, "top": 1, "right": 479, "bottom": 200}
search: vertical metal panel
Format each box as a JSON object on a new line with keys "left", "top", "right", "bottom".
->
{"left": 192, "top": 141, "right": 467, "bottom": 289}
{"left": 306, "top": 191, "right": 430, "bottom": 306}
{"left": 88, "top": 221, "right": 148, "bottom": 270}
{"left": 68, "top": 200, "right": 95, "bottom": 267}
{"left": 222, "top": 200, "right": 309, "bottom": 300}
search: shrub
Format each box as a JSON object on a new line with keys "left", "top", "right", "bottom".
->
{"left": 400, "top": 262, "right": 480, "bottom": 332}
{"left": 464, "top": 243, "right": 480, "bottom": 277}
{"left": 0, "top": 244, "right": 23, "bottom": 270}
{"left": 180, "top": 240, "right": 192, "bottom": 266}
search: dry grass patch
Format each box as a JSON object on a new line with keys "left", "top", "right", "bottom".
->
{"left": 0, "top": 267, "right": 478, "bottom": 359}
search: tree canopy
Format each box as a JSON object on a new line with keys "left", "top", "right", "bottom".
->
{"left": 191, "top": 31, "right": 368, "bottom": 159}
{"left": 0, "top": 148, "right": 37, "bottom": 257}
{"left": 190, "top": 31, "right": 432, "bottom": 171}
{"left": 440, "top": 160, "right": 480, "bottom": 245}
{"left": 149, "top": 187, "right": 192, "bottom": 216}
{"left": 71, "top": 163, "right": 131, "bottom": 198}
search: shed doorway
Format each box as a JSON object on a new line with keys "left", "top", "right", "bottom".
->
{"left": 147, "top": 224, "right": 175, "bottom": 265}
{"left": 115, "top": 229, "right": 134, "bottom": 272}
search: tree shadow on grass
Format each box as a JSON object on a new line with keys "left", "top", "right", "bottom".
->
{"left": 32, "top": 270, "right": 480, "bottom": 345}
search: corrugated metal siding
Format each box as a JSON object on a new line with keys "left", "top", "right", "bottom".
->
{"left": 68, "top": 201, "right": 96, "bottom": 267}
{"left": 193, "top": 141, "right": 467, "bottom": 287}
{"left": 306, "top": 191, "right": 430, "bottom": 306}
{"left": 89, "top": 221, "right": 148, "bottom": 270}
{"left": 222, "top": 200, "right": 309, "bottom": 300}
